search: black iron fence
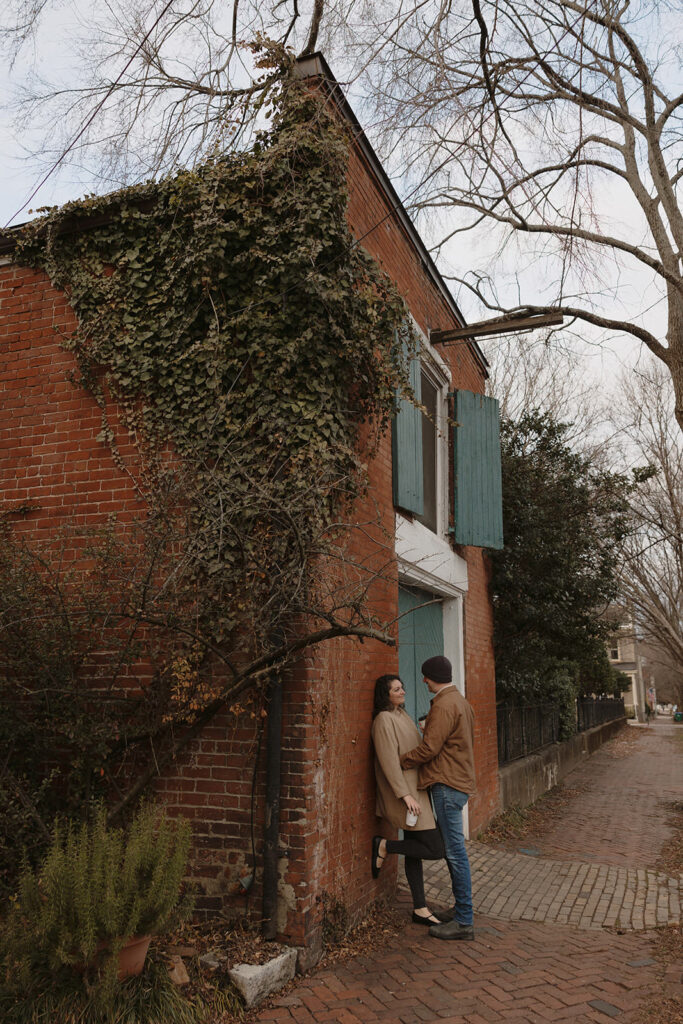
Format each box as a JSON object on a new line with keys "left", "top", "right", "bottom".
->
{"left": 577, "top": 697, "right": 625, "bottom": 733}
{"left": 497, "top": 697, "right": 625, "bottom": 765}
{"left": 496, "top": 704, "right": 560, "bottom": 765}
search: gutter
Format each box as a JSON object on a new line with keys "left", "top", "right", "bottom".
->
{"left": 262, "top": 668, "right": 283, "bottom": 939}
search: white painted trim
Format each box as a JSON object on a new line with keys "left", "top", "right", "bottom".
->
{"left": 417, "top": 325, "right": 452, "bottom": 384}
{"left": 442, "top": 596, "right": 466, "bottom": 696}
{"left": 396, "top": 513, "right": 468, "bottom": 597}
{"left": 409, "top": 317, "right": 451, "bottom": 540}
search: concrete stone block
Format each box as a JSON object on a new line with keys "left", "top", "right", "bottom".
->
{"left": 228, "top": 947, "right": 298, "bottom": 1008}
{"left": 167, "top": 955, "right": 190, "bottom": 986}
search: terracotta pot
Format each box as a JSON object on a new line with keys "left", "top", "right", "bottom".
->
{"left": 75, "top": 933, "right": 152, "bottom": 980}
{"left": 116, "top": 934, "right": 152, "bottom": 980}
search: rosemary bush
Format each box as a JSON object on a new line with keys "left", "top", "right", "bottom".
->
{"left": 0, "top": 803, "right": 193, "bottom": 1015}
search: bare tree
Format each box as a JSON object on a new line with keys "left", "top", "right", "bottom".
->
{"left": 352, "top": 0, "right": 683, "bottom": 430}
{"left": 614, "top": 360, "right": 683, "bottom": 676}
{"left": 1, "top": 0, "right": 332, "bottom": 190}
{"left": 640, "top": 641, "right": 683, "bottom": 708}
{"left": 3, "top": 0, "right": 682, "bottom": 428}
{"left": 485, "top": 329, "right": 610, "bottom": 451}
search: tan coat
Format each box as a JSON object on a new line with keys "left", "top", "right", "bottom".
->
{"left": 400, "top": 685, "right": 476, "bottom": 794}
{"left": 371, "top": 708, "right": 436, "bottom": 832}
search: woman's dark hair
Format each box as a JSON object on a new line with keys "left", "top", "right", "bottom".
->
{"left": 373, "top": 674, "right": 402, "bottom": 718}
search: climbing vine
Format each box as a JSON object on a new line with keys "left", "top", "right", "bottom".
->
{"left": 0, "top": 54, "right": 411, "bottom": 868}
{"left": 11, "top": 57, "right": 411, "bottom": 650}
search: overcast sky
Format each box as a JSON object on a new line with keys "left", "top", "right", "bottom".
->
{"left": 0, "top": 4, "right": 662, "bottom": 412}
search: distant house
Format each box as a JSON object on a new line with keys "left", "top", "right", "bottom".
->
{"left": 605, "top": 605, "right": 648, "bottom": 720}
{"left": 0, "top": 53, "right": 503, "bottom": 962}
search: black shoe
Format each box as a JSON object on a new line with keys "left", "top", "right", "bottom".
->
{"left": 428, "top": 920, "right": 475, "bottom": 941}
{"left": 411, "top": 911, "right": 441, "bottom": 926}
{"left": 371, "top": 836, "right": 384, "bottom": 879}
{"left": 432, "top": 907, "right": 455, "bottom": 923}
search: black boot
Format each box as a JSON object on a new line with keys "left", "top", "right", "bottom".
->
{"left": 432, "top": 907, "right": 455, "bottom": 923}
{"left": 429, "top": 919, "right": 474, "bottom": 941}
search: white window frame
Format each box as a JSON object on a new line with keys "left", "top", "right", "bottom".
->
{"left": 414, "top": 326, "right": 450, "bottom": 539}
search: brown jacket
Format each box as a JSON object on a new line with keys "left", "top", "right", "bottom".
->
{"left": 371, "top": 708, "right": 436, "bottom": 832}
{"left": 400, "top": 685, "right": 476, "bottom": 794}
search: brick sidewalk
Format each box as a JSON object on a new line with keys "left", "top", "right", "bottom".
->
{"left": 518, "top": 725, "right": 680, "bottom": 869}
{"left": 420, "top": 727, "right": 681, "bottom": 931}
{"left": 257, "top": 908, "right": 660, "bottom": 1023}
{"left": 253, "top": 724, "right": 682, "bottom": 1023}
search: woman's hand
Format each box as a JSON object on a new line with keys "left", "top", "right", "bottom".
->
{"left": 402, "top": 795, "right": 420, "bottom": 817}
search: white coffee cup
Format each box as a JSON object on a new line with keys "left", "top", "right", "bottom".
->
{"left": 406, "top": 809, "right": 419, "bottom": 827}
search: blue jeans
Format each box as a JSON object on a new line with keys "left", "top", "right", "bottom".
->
{"left": 430, "top": 783, "right": 473, "bottom": 925}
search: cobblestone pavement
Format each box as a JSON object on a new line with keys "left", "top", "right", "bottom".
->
{"left": 424, "top": 843, "right": 680, "bottom": 931}
{"left": 420, "top": 725, "right": 681, "bottom": 932}
{"left": 255, "top": 724, "right": 682, "bottom": 1023}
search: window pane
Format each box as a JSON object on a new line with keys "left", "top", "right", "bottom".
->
{"left": 417, "top": 373, "right": 438, "bottom": 533}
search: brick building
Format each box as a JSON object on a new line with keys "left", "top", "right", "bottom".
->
{"left": 0, "top": 53, "right": 501, "bottom": 962}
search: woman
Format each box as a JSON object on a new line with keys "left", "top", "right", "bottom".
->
{"left": 371, "top": 674, "right": 446, "bottom": 925}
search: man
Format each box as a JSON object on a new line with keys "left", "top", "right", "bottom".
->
{"left": 400, "top": 655, "right": 476, "bottom": 940}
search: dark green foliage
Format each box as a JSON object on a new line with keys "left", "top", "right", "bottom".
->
{"left": 0, "top": 804, "right": 193, "bottom": 1016}
{"left": 578, "top": 647, "right": 631, "bottom": 698}
{"left": 14, "top": 78, "right": 407, "bottom": 573}
{"left": 9, "top": 68, "right": 408, "bottom": 658}
{"left": 490, "top": 412, "right": 631, "bottom": 732}
{"left": 0, "top": 958, "right": 206, "bottom": 1024}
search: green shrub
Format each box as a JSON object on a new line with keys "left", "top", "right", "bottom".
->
{"left": 0, "top": 960, "right": 205, "bottom": 1024}
{"left": 0, "top": 803, "right": 193, "bottom": 1014}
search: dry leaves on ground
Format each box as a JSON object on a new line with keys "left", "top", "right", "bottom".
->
{"left": 655, "top": 800, "right": 683, "bottom": 877}
{"left": 477, "top": 783, "right": 585, "bottom": 848}
{"left": 156, "top": 900, "right": 406, "bottom": 1023}
{"left": 478, "top": 726, "right": 643, "bottom": 849}
{"left": 153, "top": 917, "right": 284, "bottom": 1023}
{"left": 635, "top": 925, "right": 683, "bottom": 1024}
{"left": 317, "top": 898, "right": 405, "bottom": 967}
{"left": 601, "top": 725, "right": 644, "bottom": 758}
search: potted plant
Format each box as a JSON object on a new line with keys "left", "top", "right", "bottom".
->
{"left": 0, "top": 802, "right": 193, "bottom": 1003}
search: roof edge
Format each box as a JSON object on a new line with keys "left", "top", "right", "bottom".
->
{"left": 295, "top": 53, "right": 488, "bottom": 375}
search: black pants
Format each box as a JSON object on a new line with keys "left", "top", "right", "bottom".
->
{"left": 385, "top": 827, "right": 445, "bottom": 908}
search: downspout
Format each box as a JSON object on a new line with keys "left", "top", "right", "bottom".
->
{"left": 262, "top": 670, "right": 283, "bottom": 939}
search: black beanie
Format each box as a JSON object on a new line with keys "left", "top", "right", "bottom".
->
{"left": 421, "top": 655, "right": 452, "bottom": 684}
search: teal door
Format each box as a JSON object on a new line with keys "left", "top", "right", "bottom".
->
{"left": 398, "top": 585, "right": 444, "bottom": 724}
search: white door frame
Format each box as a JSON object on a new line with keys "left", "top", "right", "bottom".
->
{"left": 396, "top": 513, "right": 470, "bottom": 837}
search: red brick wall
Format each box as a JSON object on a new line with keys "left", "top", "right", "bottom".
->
{"left": 269, "top": 138, "right": 501, "bottom": 948}
{"left": 0, "top": 119, "right": 500, "bottom": 954}
{"left": 0, "top": 264, "right": 143, "bottom": 535}
{"left": 0, "top": 260, "right": 276, "bottom": 919}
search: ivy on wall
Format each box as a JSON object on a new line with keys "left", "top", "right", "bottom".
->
{"left": 0, "top": 60, "right": 412, "bottom": 858}
{"left": 11, "top": 66, "right": 410, "bottom": 641}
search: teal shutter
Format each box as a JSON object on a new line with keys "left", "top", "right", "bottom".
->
{"left": 453, "top": 390, "right": 504, "bottom": 549}
{"left": 392, "top": 331, "right": 423, "bottom": 515}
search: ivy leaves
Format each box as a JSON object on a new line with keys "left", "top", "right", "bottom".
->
{"left": 12, "top": 76, "right": 408, "bottom": 660}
